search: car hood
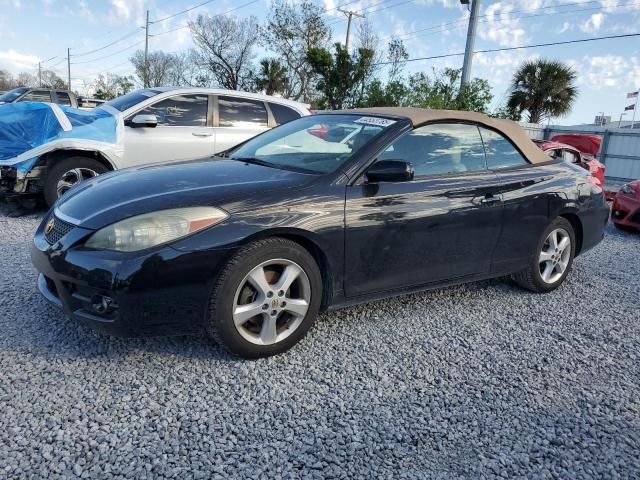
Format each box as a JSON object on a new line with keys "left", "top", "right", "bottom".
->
{"left": 56, "top": 157, "right": 318, "bottom": 229}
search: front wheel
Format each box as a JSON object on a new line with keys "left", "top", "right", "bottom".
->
{"left": 207, "top": 238, "right": 323, "bottom": 358}
{"left": 44, "top": 156, "right": 108, "bottom": 207}
{"left": 513, "top": 217, "right": 576, "bottom": 292}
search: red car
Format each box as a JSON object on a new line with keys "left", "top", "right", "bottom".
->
{"left": 533, "top": 138, "right": 606, "bottom": 187}
{"left": 611, "top": 180, "right": 640, "bottom": 231}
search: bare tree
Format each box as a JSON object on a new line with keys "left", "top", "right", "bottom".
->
{"left": 354, "top": 18, "right": 381, "bottom": 102}
{"left": 0, "top": 70, "right": 13, "bottom": 90}
{"left": 15, "top": 72, "right": 37, "bottom": 87}
{"left": 387, "top": 38, "right": 409, "bottom": 83}
{"left": 168, "top": 50, "right": 211, "bottom": 87}
{"left": 189, "top": 14, "right": 259, "bottom": 91}
{"left": 264, "top": 0, "right": 332, "bottom": 101}
{"left": 130, "top": 50, "right": 179, "bottom": 87}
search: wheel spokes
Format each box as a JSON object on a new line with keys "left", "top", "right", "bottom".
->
{"left": 283, "top": 298, "right": 309, "bottom": 319}
{"left": 233, "top": 301, "right": 265, "bottom": 326}
{"left": 273, "top": 264, "right": 301, "bottom": 294}
{"left": 541, "top": 261, "right": 554, "bottom": 282}
{"left": 260, "top": 315, "right": 278, "bottom": 344}
{"left": 247, "top": 266, "right": 271, "bottom": 296}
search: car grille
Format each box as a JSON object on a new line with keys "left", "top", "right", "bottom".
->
{"left": 44, "top": 214, "right": 75, "bottom": 245}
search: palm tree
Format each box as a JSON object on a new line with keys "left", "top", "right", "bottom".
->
{"left": 507, "top": 59, "right": 578, "bottom": 124}
{"left": 256, "top": 59, "right": 288, "bottom": 96}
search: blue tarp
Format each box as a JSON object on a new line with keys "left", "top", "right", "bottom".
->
{"left": 0, "top": 102, "right": 118, "bottom": 162}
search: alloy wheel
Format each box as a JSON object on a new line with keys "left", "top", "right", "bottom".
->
{"left": 539, "top": 228, "right": 571, "bottom": 284}
{"left": 232, "top": 259, "right": 311, "bottom": 346}
{"left": 56, "top": 167, "right": 99, "bottom": 198}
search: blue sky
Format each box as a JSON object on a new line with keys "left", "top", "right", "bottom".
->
{"left": 0, "top": 0, "right": 639, "bottom": 124}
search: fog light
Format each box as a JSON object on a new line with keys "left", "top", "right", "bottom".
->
{"left": 90, "top": 294, "right": 117, "bottom": 316}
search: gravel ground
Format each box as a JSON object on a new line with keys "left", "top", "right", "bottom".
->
{"left": 0, "top": 206, "right": 639, "bottom": 479}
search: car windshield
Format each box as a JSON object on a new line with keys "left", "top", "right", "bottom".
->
{"left": 228, "top": 114, "right": 397, "bottom": 174}
{"left": 0, "top": 87, "right": 28, "bottom": 102}
{"left": 99, "top": 88, "right": 164, "bottom": 112}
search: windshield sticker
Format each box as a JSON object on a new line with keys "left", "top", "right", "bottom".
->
{"left": 354, "top": 116, "right": 397, "bottom": 127}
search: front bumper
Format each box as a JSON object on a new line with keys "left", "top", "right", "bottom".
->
{"left": 611, "top": 193, "right": 640, "bottom": 229}
{"left": 0, "top": 165, "right": 46, "bottom": 197}
{"left": 31, "top": 212, "right": 233, "bottom": 337}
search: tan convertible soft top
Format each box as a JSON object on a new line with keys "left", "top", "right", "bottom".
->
{"left": 330, "top": 107, "right": 550, "bottom": 164}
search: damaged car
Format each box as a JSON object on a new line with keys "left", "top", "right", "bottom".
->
{"left": 0, "top": 87, "right": 310, "bottom": 207}
{"left": 31, "top": 108, "right": 610, "bottom": 358}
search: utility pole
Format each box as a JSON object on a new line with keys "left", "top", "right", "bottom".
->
{"left": 38, "top": 62, "right": 42, "bottom": 87}
{"left": 460, "top": 0, "right": 481, "bottom": 89}
{"left": 338, "top": 8, "right": 364, "bottom": 51}
{"left": 144, "top": 9, "right": 150, "bottom": 88}
{"left": 67, "top": 48, "right": 71, "bottom": 91}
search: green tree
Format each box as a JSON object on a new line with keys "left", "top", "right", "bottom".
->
{"left": 264, "top": 0, "right": 332, "bottom": 101}
{"left": 307, "top": 43, "right": 374, "bottom": 109}
{"left": 93, "top": 74, "right": 134, "bottom": 100}
{"left": 507, "top": 59, "right": 578, "bottom": 124}
{"left": 255, "top": 58, "right": 288, "bottom": 95}
{"left": 359, "top": 79, "right": 407, "bottom": 107}
{"left": 405, "top": 68, "right": 493, "bottom": 112}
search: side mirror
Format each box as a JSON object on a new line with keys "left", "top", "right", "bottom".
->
{"left": 126, "top": 114, "right": 158, "bottom": 128}
{"left": 366, "top": 160, "right": 414, "bottom": 183}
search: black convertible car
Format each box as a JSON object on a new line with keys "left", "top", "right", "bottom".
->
{"left": 31, "top": 108, "right": 609, "bottom": 357}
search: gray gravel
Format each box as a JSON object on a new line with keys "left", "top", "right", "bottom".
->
{"left": 0, "top": 206, "right": 639, "bottom": 479}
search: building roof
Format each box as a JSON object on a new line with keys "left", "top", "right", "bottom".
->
{"left": 329, "top": 107, "right": 551, "bottom": 164}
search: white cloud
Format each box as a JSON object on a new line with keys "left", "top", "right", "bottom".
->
{"left": 580, "top": 13, "right": 604, "bottom": 33}
{"left": 0, "top": 49, "right": 39, "bottom": 73}
{"left": 580, "top": 55, "right": 640, "bottom": 90}
{"left": 557, "top": 22, "right": 572, "bottom": 34}
{"left": 108, "top": 0, "right": 145, "bottom": 25}
{"left": 479, "top": 2, "right": 527, "bottom": 47}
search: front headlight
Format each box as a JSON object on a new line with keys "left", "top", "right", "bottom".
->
{"left": 620, "top": 183, "right": 635, "bottom": 195}
{"left": 85, "top": 207, "right": 228, "bottom": 252}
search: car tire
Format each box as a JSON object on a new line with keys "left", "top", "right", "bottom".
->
{"left": 206, "top": 237, "right": 323, "bottom": 358}
{"left": 44, "top": 156, "right": 108, "bottom": 207}
{"left": 513, "top": 217, "right": 576, "bottom": 293}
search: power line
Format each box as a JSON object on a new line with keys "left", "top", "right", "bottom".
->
{"left": 151, "top": 0, "right": 217, "bottom": 24}
{"left": 395, "top": 0, "right": 639, "bottom": 41}
{"left": 71, "top": 39, "right": 145, "bottom": 65}
{"left": 328, "top": 0, "right": 409, "bottom": 25}
{"left": 73, "top": 29, "right": 142, "bottom": 57}
{"left": 150, "top": 0, "right": 260, "bottom": 36}
{"left": 374, "top": 32, "right": 640, "bottom": 65}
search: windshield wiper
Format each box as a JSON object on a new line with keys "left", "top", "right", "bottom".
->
{"left": 229, "top": 157, "right": 277, "bottom": 169}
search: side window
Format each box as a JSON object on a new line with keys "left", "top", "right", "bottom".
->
{"left": 56, "top": 92, "right": 72, "bottom": 106}
{"left": 219, "top": 96, "right": 268, "bottom": 127}
{"left": 563, "top": 149, "right": 580, "bottom": 164}
{"left": 20, "top": 90, "right": 52, "bottom": 102}
{"left": 138, "top": 94, "right": 208, "bottom": 127}
{"left": 480, "top": 128, "right": 529, "bottom": 169}
{"left": 379, "top": 123, "right": 486, "bottom": 177}
{"left": 269, "top": 103, "right": 301, "bottom": 125}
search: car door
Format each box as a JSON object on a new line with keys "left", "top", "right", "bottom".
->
{"left": 344, "top": 122, "right": 504, "bottom": 297}
{"left": 214, "top": 95, "right": 270, "bottom": 153}
{"left": 121, "top": 93, "right": 214, "bottom": 167}
{"left": 479, "top": 127, "right": 555, "bottom": 273}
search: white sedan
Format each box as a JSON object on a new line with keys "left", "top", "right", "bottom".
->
{"left": 0, "top": 88, "right": 311, "bottom": 206}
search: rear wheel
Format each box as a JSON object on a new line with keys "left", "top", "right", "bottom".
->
{"left": 44, "top": 156, "right": 107, "bottom": 207}
{"left": 513, "top": 217, "right": 576, "bottom": 292}
{"left": 207, "top": 238, "right": 322, "bottom": 358}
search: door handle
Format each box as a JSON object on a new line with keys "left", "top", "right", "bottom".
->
{"left": 192, "top": 131, "right": 213, "bottom": 137}
{"left": 481, "top": 194, "right": 501, "bottom": 204}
